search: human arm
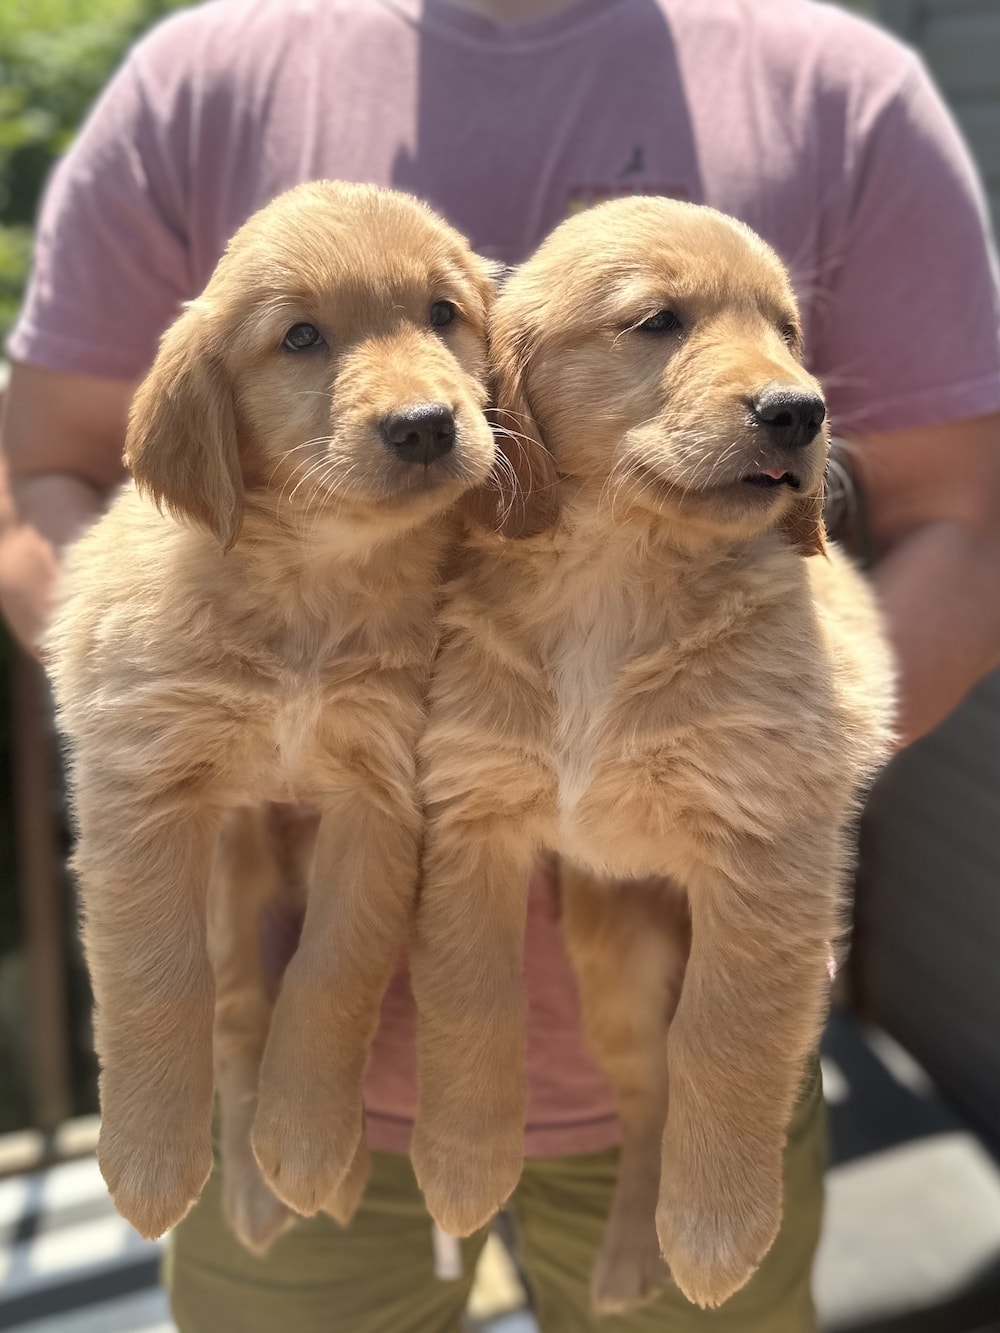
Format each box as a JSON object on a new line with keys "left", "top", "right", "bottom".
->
{"left": 0, "top": 363, "right": 134, "bottom": 650}
{"left": 849, "top": 411, "right": 1000, "bottom": 748}
{"left": 0, "top": 12, "right": 203, "bottom": 651}
{"left": 0, "top": 7, "right": 206, "bottom": 627}
{"left": 799, "top": 37, "right": 1000, "bottom": 746}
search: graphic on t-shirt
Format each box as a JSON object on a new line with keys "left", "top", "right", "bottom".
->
{"left": 619, "top": 146, "right": 645, "bottom": 177}
{"left": 566, "top": 144, "right": 692, "bottom": 214}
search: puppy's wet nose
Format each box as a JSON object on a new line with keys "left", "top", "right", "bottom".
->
{"left": 380, "top": 403, "right": 455, "bottom": 463}
{"left": 752, "top": 386, "right": 826, "bottom": 449}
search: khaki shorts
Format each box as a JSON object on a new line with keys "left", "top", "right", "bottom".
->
{"left": 166, "top": 1063, "right": 824, "bottom": 1333}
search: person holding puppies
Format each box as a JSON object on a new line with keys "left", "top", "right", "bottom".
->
{"left": 2, "top": 0, "right": 1000, "bottom": 1330}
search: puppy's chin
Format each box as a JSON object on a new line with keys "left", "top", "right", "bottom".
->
{"left": 620, "top": 461, "right": 808, "bottom": 545}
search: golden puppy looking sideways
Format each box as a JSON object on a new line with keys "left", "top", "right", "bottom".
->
{"left": 45, "top": 181, "right": 497, "bottom": 1241}
{"left": 410, "top": 197, "right": 895, "bottom": 1309}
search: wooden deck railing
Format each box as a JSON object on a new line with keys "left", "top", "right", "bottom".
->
{"left": 10, "top": 646, "right": 73, "bottom": 1141}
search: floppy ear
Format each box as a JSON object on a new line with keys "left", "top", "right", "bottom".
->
{"left": 125, "top": 309, "right": 243, "bottom": 549}
{"left": 779, "top": 485, "right": 827, "bottom": 558}
{"left": 465, "top": 337, "right": 560, "bottom": 538}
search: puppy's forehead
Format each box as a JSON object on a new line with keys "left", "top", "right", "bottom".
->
{"left": 216, "top": 182, "right": 480, "bottom": 303}
{"left": 514, "top": 197, "right": 795, "bottom": 322}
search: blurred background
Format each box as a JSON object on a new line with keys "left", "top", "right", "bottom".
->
{"left": 0, "top": 1, "right": 999, "bottom": 1330}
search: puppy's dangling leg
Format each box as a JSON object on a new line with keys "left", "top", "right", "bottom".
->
{"left": 656, "top": 836, "right": 837, "bottom": 1310}
{"left": 559, "top": 862, "right": 688, "bottom": 1315}
{"left": 253, "top": 788, "right": 420, "bottom": 1217}
{"left": 76, "top": 793, "right": 221, "bottom": 1239}
{"left": 210, "top": 804, "right": 319, "bottom": 1254}
{"left": 409, "top": 819, "right": 541, "bottom": 1238}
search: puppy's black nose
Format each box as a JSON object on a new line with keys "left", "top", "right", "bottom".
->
{"left": 752, "top": 386, "right": 826, "bottom": 449}
{"left": 379, "top": 403, "right": 455, "bottom": 463}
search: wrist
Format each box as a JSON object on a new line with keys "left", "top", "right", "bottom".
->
{"left": 0, "top": 473, "right": 108, "bottom": 652}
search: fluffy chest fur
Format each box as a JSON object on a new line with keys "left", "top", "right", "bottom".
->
{"left": 532, "top": 518, "right": 680, "bottom": 813}
{"left": 461, "top": 502, "right": 839, "bottom": 861}
{"left": 49, "top": 492, "right": 452, "bottom": 805}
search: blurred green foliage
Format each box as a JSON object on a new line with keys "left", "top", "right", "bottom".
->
{"left": 0, "top": 0, "right": 192, "bottom": 344}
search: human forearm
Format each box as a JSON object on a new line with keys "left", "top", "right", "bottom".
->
{"left": 873, "top": 517, "right": 1000, "bottom": 747}
{"left": 850, "top": 412, "right": 1000, "bottom": 749}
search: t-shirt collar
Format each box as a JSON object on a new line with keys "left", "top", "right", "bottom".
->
{"left": 376, "top": 0, "right": 631, "bottom": 49}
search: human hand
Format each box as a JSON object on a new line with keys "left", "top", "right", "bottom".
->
{"left": 0, "top": 472, "right": 106, "bottom": 652}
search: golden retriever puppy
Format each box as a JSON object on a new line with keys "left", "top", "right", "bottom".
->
{"left": 45, "top": 181, "right": 497, "bottom": 1241}
{"left": 409, "top": 196, "right": 895, "bottom": 1309}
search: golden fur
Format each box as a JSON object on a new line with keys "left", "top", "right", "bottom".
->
{"left": 207, "top": 803, "right": 375, "bottom": 1252}
{"left": 409, "top": 197, "right": 895, "bottom": 1308}
{"left": 44, "top": 181, "right": 497, "bottom": 1242}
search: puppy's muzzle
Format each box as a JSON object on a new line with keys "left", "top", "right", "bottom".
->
{"left": 379, "top": 402, "right": 455, "bottom": 465}
{"left": 751, "top": 385, "right": 826, "bottom": 451}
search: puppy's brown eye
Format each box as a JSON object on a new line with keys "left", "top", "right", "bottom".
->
{"left": 282, "top": 323, "right": 323, "bottom": 351}
{"left": 429, "top": 301, "right": 456, "bottom": 329}
{"left": 639, "top": 310, "right": 682, "bottom": 334}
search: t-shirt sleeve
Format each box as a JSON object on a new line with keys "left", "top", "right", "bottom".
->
{"left": 6, "top": 35, "right": 193, "bottom": 381}
{"left": 811, "top": 55, "right": 1000, "bottom": 435}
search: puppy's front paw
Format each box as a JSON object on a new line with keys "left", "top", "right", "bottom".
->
{"left": 253, "top": 993, "right": 367, "bottom": 1216}
{"left": 655, "top": 1150, "right": 781, "bottom": 1309}
{"left": 591, "top": 1212, "right": 671, "bottom": 1315}
{"left": 252, "top": 1088, "right": 362, "bottom": 1217}
{"left": 411, "top": 1123, "right": 522, "bottom": 1237}
{"left": 98, "top": 1118, "right": 212, "bottom": 1239}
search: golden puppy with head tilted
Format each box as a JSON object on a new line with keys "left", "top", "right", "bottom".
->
{"left": 45, "top": 181, "right": 497, "bottom": 1243}
{"left": 410, "top": 196, "right": 895, "bottom": 1310}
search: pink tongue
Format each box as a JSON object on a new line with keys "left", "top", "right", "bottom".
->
{"left": 761, "top": 468, "right": 788, "bottom": 480}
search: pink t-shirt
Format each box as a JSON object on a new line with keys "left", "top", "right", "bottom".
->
{"left": 10, "top": 0, "right": 1000, "bottom": 1157}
